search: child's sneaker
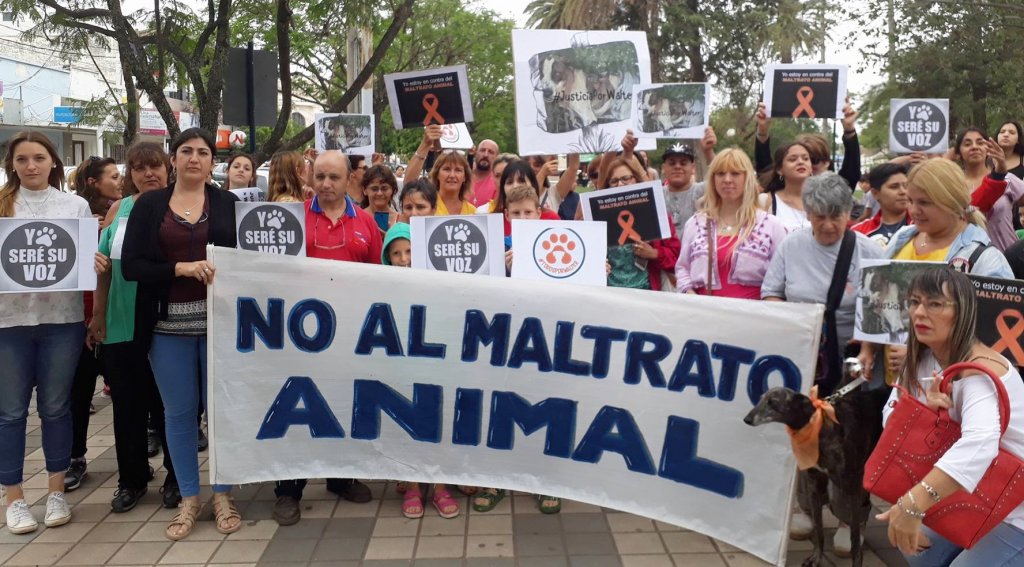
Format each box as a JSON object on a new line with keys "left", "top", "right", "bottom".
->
{"left": 6, "top": 499, "right": 38, "bottom": 534}
{"left": 44, "top": 492, "right": 71, "bottom": 527}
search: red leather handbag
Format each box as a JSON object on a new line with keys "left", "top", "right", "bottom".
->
{"left": 863, "top": 362, "right": 1024, "bottom": 549}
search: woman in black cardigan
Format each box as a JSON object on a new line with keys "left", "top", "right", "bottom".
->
{"left": 121, "top": 128, "right": 241, "bottom": 540}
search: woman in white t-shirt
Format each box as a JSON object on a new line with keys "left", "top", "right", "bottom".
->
{"left": 880, "top": 267, "right": 1024, "bottom": 565}
{"left": 0, "top": 131, "right": 92, "bottom": 534}
{"left": 758, "top": 141, "right": 815, "bottom": 232}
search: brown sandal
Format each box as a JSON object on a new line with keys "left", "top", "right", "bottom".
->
{"left": 166, "top": 499, "right": 202, "bottom": 541}
{"left": 211, "top": 493, "right": 242, "bottom": 534}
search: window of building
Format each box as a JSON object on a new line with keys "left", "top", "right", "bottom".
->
{"left": 290, "top": 112, "right": 306, "bottom": 128}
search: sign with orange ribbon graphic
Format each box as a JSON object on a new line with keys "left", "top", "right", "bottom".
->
{"left": 510, "top": 220, "right": 607, "bottom": 286}
{"left": 969, "top": 275, "right": 1024, "bottom": 367}
{"left": 762, "top": 64, "right": 847, "bottom": 119}
{"left": 579, "top": 181, "right": 670, "bottom": 247}
{"left": 384, "top": 65, "right": 473, "bottom": 130}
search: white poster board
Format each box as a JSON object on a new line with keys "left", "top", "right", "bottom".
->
{"left": 510, "top": 219, "right": 607, "bottom": 286}
{"left": 235, "top": 202, "right": 307, "bottom": 257}
{"left": 409, "top": 214, "right": 505, "bottom": 276}
{"left": 439, "top": 123, "right": 474, "bottom": 149}
{"left": 314, "top": 113, "right": 375, "bottom": 155}
{"left": 889, "top": 99, "right": 950, "bottom": 154}
{"left": 631, "top": 83, "right": 711, "bottom": 139}
{"left": 0, "top": 217, "right": 98, "bottom": 293}
{"left": 207, "top": 245, "right": 824, "bottom": 566}
{"left": 384, "top": 65, "right": 474, "bottom": 129}
{"left": 512, "top": 30, "right": 656, "bottom": 156}
{"left": 229, "top": 187, "right": 264, "bottom": 203}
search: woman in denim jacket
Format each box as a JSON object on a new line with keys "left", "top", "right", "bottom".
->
{"left": 675, "top": 149, "right": 788, "bottom": 298}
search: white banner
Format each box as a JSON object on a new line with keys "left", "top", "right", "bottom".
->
{"left": 439, "top": 123, "right": 474, "bottom": 149}
{"left": 0, "top": 218, "right": 98, "bottom": 293}
{"left": 631, "top": 83, "right": 711, "bottom": 139}
{"left": 207, "top": 246, "right": 824, "bottom": 566}
{"left": 511, "top": 219, "right": 607, "bottom": 286}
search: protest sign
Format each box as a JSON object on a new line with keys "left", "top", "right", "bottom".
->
{"left": 235, "top": 202, "right": 306, "bottom": 256}
{"left": 889, "top": 99, "right": 949, "bottom": 154}
{"left": 410, "top": 214, "right": 504, "bottom": 276}
{"left": 512, "top": 30, "right": 656, "bottom": 156}
{"left": 510, "top": 219, "right": 607, "bottom": 286}
{"left": 854, "top": 260, "right": 943, "bottom": 345}
{"left": 229, "top": 187, "right": 264, "bottom": 203}
{"left": 762, "top": 64, "right": 848, "bottom": 119}
{"left": 384, "top": 65, "right": 473, "bottom": 130}
{"left": 314, "top": 113, "right": 375, "bottom": 155}
{"left": 0, "top": 217, "right": 98, "bottom": 293}
{"left": 207, "top": 245, "right": 824, "bottom": 566}
{"left": 968, "top": 275, "right": 1024, "bottom": 368}
{"left": 580, "top": 181, "right": 670, "bottom": 246}
{"left": 631, "top": 83, "right": 710, "bottom": 139}
{"left": 439, "top": 122, "right": 474, "bottom": 149}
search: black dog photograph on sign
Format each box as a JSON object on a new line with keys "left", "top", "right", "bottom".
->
{"left": 315, "top": 113, "right": 372, "bottom": 153}
{"left": 634, "top": 84, "right": 708, "bottom": 136}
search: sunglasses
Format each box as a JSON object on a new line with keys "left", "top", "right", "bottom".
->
{"left": 313, "top": 215, "right": 347, "bottom": 250}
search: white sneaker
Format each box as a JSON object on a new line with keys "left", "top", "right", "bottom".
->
{"left": 6, "top": 499, "right": 38, "bottom": 534}
{"left": 833, "top": 524, "right": 862, "bottom": 558}
{"left": 44, "top": 492, "right": 71, "bottom": 528}
{"left": 789, "top": 509, "right": 813, "bottom": 540}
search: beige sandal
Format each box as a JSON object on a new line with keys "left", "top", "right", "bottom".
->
{"left": 166, "top": 499, "right": 202, "bottom": 541}
{"left": 211, "top": 493, "right": 242, "bottom": 534}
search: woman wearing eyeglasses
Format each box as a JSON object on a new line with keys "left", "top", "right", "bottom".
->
{"left": 361, "top": 164, "right": 399, "bottom": 233}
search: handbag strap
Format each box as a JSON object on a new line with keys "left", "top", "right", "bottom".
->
{"left": 706, "top": 217, "right": 715, "bottom": 296}
{"left": 939, "top": 361, "right": 1011, "bottom": 435}
{"left": 819, "top": 230, "right": 856, "bottom": 394}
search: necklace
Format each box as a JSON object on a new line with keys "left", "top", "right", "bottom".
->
{"left": 17, "top": 187, "right": 52, "bottom": 218}
{"left": 175, "top": 194, "right": 203, "bottom": 217}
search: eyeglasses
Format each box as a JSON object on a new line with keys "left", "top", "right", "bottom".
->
{"left": 904, "top": 297, "right": 955, "bottom": 314}
{"left": 364, "top": 184, "right": 392, "bottom": 194}
{"left": 608, "top": 174, "right": 635, "bottom": 186}
{"left": 312, "top": 215, "right": 346, "bottom": 250}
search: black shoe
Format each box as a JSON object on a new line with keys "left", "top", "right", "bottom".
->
{"left": 111, "top": 486, "right": 147, "bottom": 513}
{"left": 160, "top": 483, "right": 181, "bottom": 509}
{"left": 89, "top": 403, "right": 96, "bottom": 415}
{"left": 326, "top": 478, "right": 372, "bottom": 503}
{"left": 64, "top": 459, "right": 87, "bottom": 492}
{"left": 272, "top": 496, "right": 301, "bottom": 526}
{"left": 197, "top": 428, "right": 208, "bottom": 452}
{"left": 147, "top": 429, "right": 160, "bottom": 458}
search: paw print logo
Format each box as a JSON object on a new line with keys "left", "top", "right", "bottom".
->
{"left": 451, "top": 223, "right": 470, "bottom": 242}
{"left": 265, "top": 209, "right": 286, "bottom": 229}
{"left": 34, "top": 227, "right": 58, "bottom": 247}
{"left": 541, "top": 232, "right": 576, "bottom": 265}
{"left": 913, "top": 106, "right": 932, "bottom": 121}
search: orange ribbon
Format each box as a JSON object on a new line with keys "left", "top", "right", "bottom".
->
{"left": 792, "top": 86, "right": 816, "bottom": 119}
{"left": 992, "top": 309, "right": 1024, "bottom": 366}
{"left": 617, "top": 210, "right": 643, "bottom": 246}
{"left": 422, "top": 94, "right": 445, "bottom": 126}
{"left": 786, "top": 386, "right": 838, "bottom": 470}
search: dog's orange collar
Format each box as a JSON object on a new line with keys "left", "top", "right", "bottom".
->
{"left": 785, "top": 385, "right": 838, "bottom": 470}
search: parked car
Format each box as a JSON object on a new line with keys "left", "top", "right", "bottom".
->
{"left": 212, "top": 162, "right": 229, "bottom": 185}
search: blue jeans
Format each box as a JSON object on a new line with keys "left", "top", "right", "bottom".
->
{"left": 0, "top": 323, "right": 85, "bottom": 486}
{"left": 149, "top": 334, "right": 229, "bottom": 498}
{"left": 905, "top": 523, "right": 1024, "bottom": 567}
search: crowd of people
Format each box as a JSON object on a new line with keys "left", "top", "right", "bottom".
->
{"left": 2, "top": 98, "right": 1024, "bottom": 565}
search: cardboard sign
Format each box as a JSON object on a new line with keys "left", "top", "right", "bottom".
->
{"left": 512, "top": 30, "right": 656, "bottom": 156}
{"left": 510, "top": 219, "right": 607, "bottom": 286}
{"left": 235, "top": 202, "right": 307, "bottom": 256}
{"left": 762, "top": 64, "right": 848, "bottom": 119}
{"left": 969, "top": 275, "right": 1024, "bottom": 368}
{"left": 314, "top": 113, "right": 375, "bottom": 155}
{"left": 854, "top": 259, "right": 944, "bottom": 346}
{"left": 409, "top": 214, "right": 504, "bottom": 276}
{"left": 0, "top": 217, "right": 98, "bottom": 293}
{"left": 384, "top": 65, "right": 474, "bottom": 130}
{"left": 889, "top": 99, "right": 950, "bottom": 154}
{"left": 229, "top": 187, "right": 265, "bottom": 203}
{"left": 631, "top": 83, "right": 711, "bottom": 139}
{"left": 580, "top": 181, "right": 670, "bottom": 246}
{"left": 439, "top": 123, "right": 474, "bottom": 149}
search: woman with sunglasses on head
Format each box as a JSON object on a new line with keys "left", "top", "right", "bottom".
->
{"left": 879, "top": 267, "right": 1024, "bottom": 566}
{"left": 0, "top": 131, "right": 91, "bottom": 534}
{"left": 121, "top": 128, "right": 242, "bottom": 540}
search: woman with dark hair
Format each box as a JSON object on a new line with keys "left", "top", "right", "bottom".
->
{"left": 73, "top": 156, "right": 121, "bottom": 224}
{"left": 223, "top": 153, "right": 257, "bottom": 191}
{"left": 951, "top": 127, "right": 1024, "bottom": 251}
{"left": 757, "top": 141, "right": 814, "bottom": 232}
{"left": 482, "top": 160, "right": 560, "bottom": 235}
{"left": 880, "top": 267, "right": 1024, "bottom": 565}
{"left": 0, "top": 131, "right": 90, "bottom": 534}
{"left": 398, "top": 178, "right": 438, "bottom": 219}
{"left": 121, "top": 128, "right": 242, "bottom": 540}
{"left": 996, "top": 121, "right": 1024, "bottom": 232}
{"left": 267, "top": 151, "right": 306, "bottom": 203}
{"left": 361, "top": 164, "right": 399, "bottom": 232}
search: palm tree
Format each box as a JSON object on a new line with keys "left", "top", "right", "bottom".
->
{"left": 762, "top": 0, "right": 828, "bottom": 63}
{"left": 524, "top": 0, "right": 619, "bottom": 30}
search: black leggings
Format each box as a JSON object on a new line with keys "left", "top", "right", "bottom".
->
{"left": 69, "top": 346, "right": 101, "bottom": 460}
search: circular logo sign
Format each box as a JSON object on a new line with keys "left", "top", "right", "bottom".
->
{"left": 427, "top": 219, "right": 487, "bottom": 273}
{"left": 1, "top": 221, "right": 77, "bottom": 288}
{"left": 532, "top": 228, "right": 585, "bottom": 279}
{"left": 228, "top": 130, "right": 247, "bottom": 147}
{"left": 892, "top": 101, "right": 946, "bottom": 152}
{"left": 440, "top": 124, "right": 461, "bottom": 144}
{"left": 237, "top": 205, "right": 304, "bottom": 255}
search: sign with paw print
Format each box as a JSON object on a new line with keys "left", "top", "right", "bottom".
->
{"left": 510, "top": 220, "right": 607, "bottom": 286}
{"left": 0, "top": 218, "right": 98, "bottom": 293}
{"left": 889, "top": 98, "right": 949, "bottom": 154}
{"left": 409, "top": 214, "right": 504, "bottom": 276}
{"left": 235, "top": 202, "right": 306, "bottom": 256}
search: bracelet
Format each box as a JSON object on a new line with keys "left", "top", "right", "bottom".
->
{"left": 897, "top": 496, "right": 926, "bottom": 519}
{"left": 919, "top": 481, "right": 941, "bottom": 503}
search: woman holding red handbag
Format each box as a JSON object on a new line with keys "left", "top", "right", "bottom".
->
{"left": 878, "top": 267, "right": 1024, "bottom": 565}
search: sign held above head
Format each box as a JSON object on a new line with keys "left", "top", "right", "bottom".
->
{"left": 762, "top": 63, "right": 848, "bottom": 119}
{"left": 384, "top": 65, "right": 474, "bottom": 130}
{"left": 888, "top": 99, "right": 950, "bottom": 154}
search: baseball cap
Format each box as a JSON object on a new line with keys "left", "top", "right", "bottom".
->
{"left": 662, "top": 142, "right": 695, "bottom": 161}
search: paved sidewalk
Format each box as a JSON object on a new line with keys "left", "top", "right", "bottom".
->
{"left": 1, "top": 394, "right": 908, "bottom": 566}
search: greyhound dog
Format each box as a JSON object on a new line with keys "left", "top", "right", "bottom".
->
{"left": 743, "top": 365, "right": 890, "bottom": 567}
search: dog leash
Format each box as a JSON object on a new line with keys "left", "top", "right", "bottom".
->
{"left": 824, "top": 376, "right": 868, "bottom": 404}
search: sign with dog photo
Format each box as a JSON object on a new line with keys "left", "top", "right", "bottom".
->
{"left": 579, "top": 181, "right": 670, "bottom": 246}
{"left": 384, "top": 65, "right": 474, "bottom": 130}
{"left": 889, "top": 99, "right": 949, "bottom": 154}
{"left": 314, "top": 113, "right": 375, "bottom": 155}
{"left": 854, "top": 259, "right": 943, "bottom": 345}
{"left": 0, "top": 217, "right": 98, "bottom": 293}
{"left": 631, "top": 83, "right": 711, "bottom": 139}
{"left": 512, "top": 30, "right": 656, "bottom": 156}
{"left": 968, "top": 275, "right": 1024, "bottom": 368}
{"left": 762, "top": 63, "right": 848, "bottom": 119}
{"left": 510, "top": 219, "right": 607, "bottom": 286}
{"left": 235, "top": 202, "right": 306, "bottom": 256}
{"left": 410, "top": 214, "right": 504, "bottom": 276}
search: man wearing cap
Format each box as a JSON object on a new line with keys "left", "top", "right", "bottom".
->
{"left": 661, "top": 143, "right": 704, "bottom": 237}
